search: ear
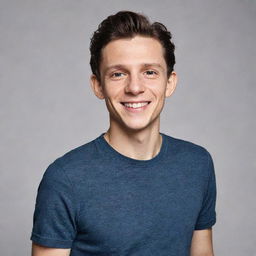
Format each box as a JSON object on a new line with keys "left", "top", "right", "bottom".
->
{"left": 165, "top": 71, "right": 178, "bottom": 98}
{"left": 90, "top": 75, "right": 105, "bottom": 99}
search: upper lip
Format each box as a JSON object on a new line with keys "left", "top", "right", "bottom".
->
{"left": 121, "top": 101, "right": 151, "bottom": 103}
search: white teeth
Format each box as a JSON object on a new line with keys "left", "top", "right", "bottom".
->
{"left": 123, "top": 102, "right": 149, "bottom": 108}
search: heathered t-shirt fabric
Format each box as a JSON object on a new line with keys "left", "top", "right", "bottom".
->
{"left": 31, "top": 133, "right": 217, "bottom": 256}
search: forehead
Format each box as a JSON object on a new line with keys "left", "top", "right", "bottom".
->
{"left": 100, "top": 36, "right": 166, "bottom": 70}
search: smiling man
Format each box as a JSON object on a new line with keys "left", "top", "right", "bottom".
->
{"left": 31, "top": 11, "right": 217, "bottom": 256}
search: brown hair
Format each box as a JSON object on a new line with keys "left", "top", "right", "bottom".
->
{"left": 90, "top": 11, "right": 176, "bottom": 81}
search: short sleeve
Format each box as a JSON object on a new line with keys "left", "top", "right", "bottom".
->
{"left": 30, "top": 162, "right": 77, "bottom": 248}
{"left": 195, "top": 152, "right": 217, "bottom": 230}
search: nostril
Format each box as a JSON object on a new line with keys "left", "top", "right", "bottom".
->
{"left": 125, "top": 85, "right": 145, "bottom": 94}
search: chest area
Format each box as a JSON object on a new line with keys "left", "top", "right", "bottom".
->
{"left": 75, "top": 165, "right": 205, "bottom": 249}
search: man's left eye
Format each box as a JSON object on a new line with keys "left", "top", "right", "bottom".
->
{"left": 145, "top": 70, "right": 157, "bottom": 76}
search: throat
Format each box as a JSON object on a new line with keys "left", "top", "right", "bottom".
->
{"left": 104, "top": 130, "right": 162, "bottom": 160}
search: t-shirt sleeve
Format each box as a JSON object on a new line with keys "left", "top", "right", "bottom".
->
{"left": 30, "top": 161, "right": 77, "bottom": 248}
{"left": 194, "top": 151, "right": 217, "bottom": 230}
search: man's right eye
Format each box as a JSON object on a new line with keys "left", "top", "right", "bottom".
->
{"left": 110, "top": 72, "right": 125, "bottom": 78}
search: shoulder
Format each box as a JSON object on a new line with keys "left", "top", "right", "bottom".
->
{"left": 164, "top": 133, "right": 211, "bottom": 154}
{"left": 162, "top": 133, "right": 213, "bottom": 167}
{"left": 43, "top": 135, "right": 102, "bottom": 181}
{"left": 56, "top": 136, "right": 99, "bottom": 167}
{"left": 162, "top": 134, "right": 215, "bottom": 184}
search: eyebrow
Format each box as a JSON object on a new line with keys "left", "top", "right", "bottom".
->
{"left": 104, "top": 65, "right": 125, "bottom": 73}
{"left": 104, "top": 63, "right": 165, "bottom": 73}
{"left": 143, "top": 63, "right": 165, "bottom": 70}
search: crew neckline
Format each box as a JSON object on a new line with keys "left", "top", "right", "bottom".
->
{"left": 95, "top": 132, "right": 168, "bottom": 167}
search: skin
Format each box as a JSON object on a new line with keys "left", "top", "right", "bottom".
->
{"left": 91, "top": 36, "right": 177, "bottom": 160}
{"left": 32, "top": 244, "right": 70, "bottom": 256}
{"left": 32, "top": 35, "right": 214, "bottom": 256}
{"left": 190, "top": 228, "right": 214, "bottom": 256}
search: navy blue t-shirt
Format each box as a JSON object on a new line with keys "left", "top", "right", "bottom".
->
{"left": 31, "top": 133, "right": 217, "bottom": 256}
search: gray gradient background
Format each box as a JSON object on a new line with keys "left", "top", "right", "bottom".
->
{"left": 0, "top": 0, "right": 255, "bottom": 255}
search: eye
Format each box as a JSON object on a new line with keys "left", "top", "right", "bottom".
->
{"left": 144, "top": 70, "right": 158, "bottom": 77}
{"left": 110, "top": 72, "right": 126, "bottom": 79}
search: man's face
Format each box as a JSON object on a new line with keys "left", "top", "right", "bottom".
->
{"left": 91, "top": 36, "right": 177, "bottom": 132}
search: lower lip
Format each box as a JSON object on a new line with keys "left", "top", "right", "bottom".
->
{"left": 122, "top": 103, "right": 150, "bottom": 113}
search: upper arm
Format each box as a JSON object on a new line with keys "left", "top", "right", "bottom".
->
{"left": 32, "top": 243, "right": 71, "bottom": 256}
{"left": 195, "top": 152, "right": 217, "bottom": 230}
{"left": 190, "top": 228, "right": 214, "bottom": 256}
{"left": 31, "top": 163, "right": 77, "bottom": 248}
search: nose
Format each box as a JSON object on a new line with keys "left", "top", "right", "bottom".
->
{"left": 125, "top": 73, "right": 145, "bottom": 95}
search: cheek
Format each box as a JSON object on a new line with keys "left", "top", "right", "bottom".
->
{"left": 104, "top": 85, "right": 123, "bottom": 99}
{"left": 147, "top": 82, "right": 167, "bottom": 96}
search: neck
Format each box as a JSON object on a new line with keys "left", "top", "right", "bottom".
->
{"left": 103, "top": 121, "right": 162, "bottom": 160}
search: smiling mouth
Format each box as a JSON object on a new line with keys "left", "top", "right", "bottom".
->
{"left": 121, "top": 101, "right": 151, "bottom": 109}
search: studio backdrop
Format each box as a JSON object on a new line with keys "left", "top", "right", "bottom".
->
{"left": 0, "top": 0, "right": 255, "bottom": 255}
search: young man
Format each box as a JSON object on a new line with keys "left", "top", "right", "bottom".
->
{"left": 31, "top": 11, "right": 217, "bottom": 256}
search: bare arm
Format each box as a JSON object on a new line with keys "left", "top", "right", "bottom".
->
{"left": 190, "top": 228, "right": 214, "bottom": 256}
{"left": 32, "top": 243, "right": 71, "bottom": 256}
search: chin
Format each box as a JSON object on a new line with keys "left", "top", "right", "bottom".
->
{"left": 111, "top": 114, "right": 158, "bottom": 132}
{"left": 121, "top": 120, "right": 153, "bottom": 133}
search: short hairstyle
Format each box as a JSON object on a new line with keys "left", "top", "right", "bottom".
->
{"left": 90, "top": 11, "right": 176, "bottom": 81}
